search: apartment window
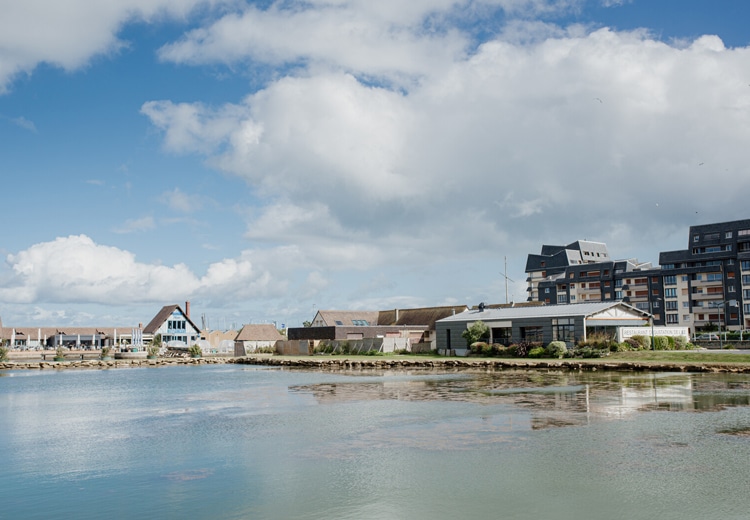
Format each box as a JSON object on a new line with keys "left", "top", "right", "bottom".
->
{"left": 540, "top": 261, "right": 546, "bottom": 267}
{"left": 726, "top": 231, "right": 733, "bottom": 239}
{"left": 744, "top": 289, "right": 750, "bottom": 299}
{"left": 664, "top": 275, "right": 676, "bottom": 285}
{"left": 682, "top": 275, "right": 689, "bottom": 282}
{"left": 557, "top": 295, "right": 568, "bottom": 304}
{"left": 615, "top": 279, "right": 623, "bottom": 287}
{"left": 745, "top": 304, "right": 750, "bottom": 314}
{"left": 652, "top": 276, "right": 659, "bottom": 283}
{"left": 570, "top": 295, "right": 576, "bottom": 301}
{"left": 693, "top": 235, "right": 700, "bottom": 242}
{"left": 742, "top": 261, "right": 750, "bottom": 271}
{"left": 665, "top": 288, "right": 677, "bottom": 298}
{"left": 615, "top": 291, "right": 622, "bottom": 299}
{"left": 569, "top": 272, "right": 575, "bottom": 278}
{"left": 544, "top": 288, "right": 550, "bottom": 293}
{"left": 706, "top": 273, "right": 722, "bottom": 282}
{"left": 683, "top": 315, "right": 691, "bottom": 321}
{"left": 740, "top": 229, "right": 750, "bottom": 236}
{"left": 743, "top": 275, "right": 750, "bottom": 284}
{"left": 653, "top": 300, "right": 660, "bottom": 308}
{"left": 683, "top": 301, "right": 689, "bottom": 308}
{"left": 705, "top": 233, "right": 720, "bottom": 240}
{"left": 604, "top": 270, "right": 610, "bottom": 276}
{"left": 728, "top": 285, "right": 735, "bottom": 293}
{"left": 667, "top": 314, "right": 679, "bottom": 324}
{"left": 652, "top": 289, "right": 659, "bottom": 296}
{"left": 604, "top": 281, "right": 611, "bottom": 287}
{"left": 666, "top": 301, "right": 678, "bottom": 311}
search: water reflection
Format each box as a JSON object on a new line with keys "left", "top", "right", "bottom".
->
{"left": 290, "top": 370, "right": 750, "bottom": 429}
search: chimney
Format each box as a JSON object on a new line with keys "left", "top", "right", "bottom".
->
{"left": 185, "top": 301, "right": 191, "bottom": 318}
{"left": 395, "top": 308, "right": 399, "bottom": 323}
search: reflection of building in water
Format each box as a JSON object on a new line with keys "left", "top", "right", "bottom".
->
{"left": 291, "top": 371, "right": 750, "bottom": 430}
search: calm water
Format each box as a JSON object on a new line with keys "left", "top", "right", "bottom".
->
{"left": 2, "top": 365, "right": 750, "bottom": 520}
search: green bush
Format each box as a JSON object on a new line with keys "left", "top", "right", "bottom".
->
{"left": 653, "top": 336, "right": 670, "bottom": 350}
{"left": 338, "top": 341, "right": 351, "bottom": 355}
{"left": 623, "top": 338, "right": 640, "bottom": 350}
{"left": 545, "top": 341, "right": 568, "bottom": 359}
{"left": 512, "top": 341, "right": 542, "bottom": 358}
{"left": 673, "top": 336, "right": 688, "bottom": 350}
{"left": 462, "top": 321, "right": 490, "bottom": 347}
{"left": 570, "top": 346, "right": 609, "bottom": 358}
{"left": 528, "top": 346, "right": 546, "bottom": 358}
{"left": 493, "top": 345, "right": 508, "bottom": 356}
{"left": 0, "top": 346, "right": 8, "bottom": 362}
{"left": 630, "top": 335, "right": 651, "bottom": 350}
{"left": 188, "top": 344, "right": 202, "bottom": 357}
{"left": 611, "top": 342, "right": 631, "bottom": 352}
{"left": 578, "top": 332, "right": 618, "bottom": 351}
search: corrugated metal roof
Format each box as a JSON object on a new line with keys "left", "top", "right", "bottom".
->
{"left": 437, "top": 301, "right": 649, "bottom": 323}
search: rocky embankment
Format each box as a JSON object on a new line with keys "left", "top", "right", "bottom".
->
{"left": 3, "top": 355, "right": 750, "bottom": 373}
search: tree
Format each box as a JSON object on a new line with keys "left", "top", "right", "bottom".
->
{"left": 303, "top": 321, "right": 312, "bottom": 328}
{"left": 462, "top": 321, "right": 490, "bottom": 346}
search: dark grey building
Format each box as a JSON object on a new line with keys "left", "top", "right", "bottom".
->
{"left": 435, "top": 301, "right": 650, "bottom": 352}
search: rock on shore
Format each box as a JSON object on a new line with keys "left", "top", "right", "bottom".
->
{"left": 4, "top": 355, "right": 750, "bottom": 373}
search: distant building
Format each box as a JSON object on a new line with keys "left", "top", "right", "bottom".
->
{"left": 525, "top": 218, "right": 750, "bottom": 335}
{"left": 288, "top": 306, "right": 468, "bottom": 349}
{"left": 234, "top": 324, "right": 285, "bottom": 355}
{"left": 143, "top": 302, "right": 201, "bottom": 348}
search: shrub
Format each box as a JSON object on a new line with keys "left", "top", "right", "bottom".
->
{"left": 653, "top": 336, "right": 670, "bottom": 351}
{"left": 673, "top": 336, "right": 687, "bottom": 350}
{"left": 505, "top": 345, "right": 517, "bottom": 357}
{"left": 545, "top": 341, "right": 568, "bottom": 359}
{"left": 462, "top": 321, "right": 490, "bottom": 347}
{"left": 611, "top": 342, "right": 630, "bottom": 352}
{"left": 512, "top": 341, "right": 542, "bottom": 358}
{"left": 338, "top": 341, "right": 351, "bottom": 355}
{"left": 624, "top": 338, "right": 641, "bottom": 351}
{"left": 188, "top": 344, "right": 202, "bottom": 357}
{"left": 570, "top": 346, "right": 609, "bottom": 358}
{"left": 493, "top": 345, "right": 508, "bottom": 357}
{"left": 0, "top": 346, "right": 8, "bottom": 362}
{"left": 528, "top": 346, "right": 546, "bottom": 358}
{"left": 481, "top": 343, "right": 495, "bottom": 356}
{"left": 630, "top": 335, "right": 651, "bottom": 350}
{"left": 579, "top": 332, "right": 618, "bottom": 351}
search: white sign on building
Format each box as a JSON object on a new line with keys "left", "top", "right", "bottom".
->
{"left": 617, "top": 327, "right": 689, "bottom": 342}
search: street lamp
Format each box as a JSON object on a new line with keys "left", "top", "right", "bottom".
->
{"left": 649, "top": 297, "right": 662, "bottom": 350}
{"left": 712, "top": 300, "right": 738, "bottom": 349}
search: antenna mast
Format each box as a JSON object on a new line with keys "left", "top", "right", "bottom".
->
{"left": 500, "top": 256, "right": 515, "bottom": 304}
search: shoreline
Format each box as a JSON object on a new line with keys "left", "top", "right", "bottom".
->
{"left": 4, "top": 355, "right": 750, "bottom": 373}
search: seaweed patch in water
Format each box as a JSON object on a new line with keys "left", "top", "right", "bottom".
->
{"left": 717, "top": 427, "right": 750, "bottom": 437}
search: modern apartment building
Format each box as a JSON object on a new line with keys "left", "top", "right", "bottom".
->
{"left": 526, "top": 219, "right": 750, "bottom": 333}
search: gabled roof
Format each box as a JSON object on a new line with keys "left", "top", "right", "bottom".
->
{"left": 437, "top": 301, "right": 650, "bottom": 323}
{"left": 313, "top": 310, "right": 380, "bottom": 327}
{"left": 235, "top": 324, "right": 285, "bottom": 342}
{"left": 377, "top": 306, "right": 469, "bottom": 328}
{"left": 143, "top": 304, "right": 201, "bottom": 335}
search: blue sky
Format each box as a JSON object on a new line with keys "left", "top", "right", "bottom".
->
{"left": 2, "top": 0, "right": 750, "bottom": 329}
